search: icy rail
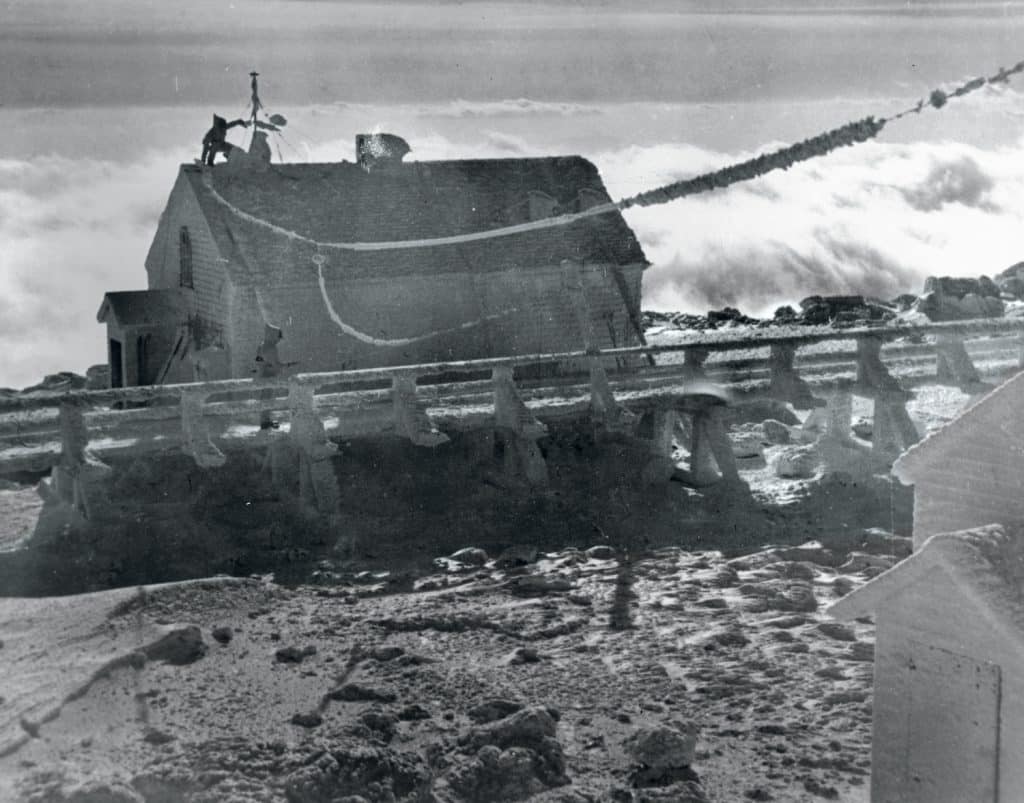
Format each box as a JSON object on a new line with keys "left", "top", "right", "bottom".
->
{"left": 0, "top": 317, "right": 1022, "bottom": 507}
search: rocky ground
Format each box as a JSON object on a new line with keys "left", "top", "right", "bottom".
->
{"left": 0, "top": 524, "right": 914, "bottom": 803}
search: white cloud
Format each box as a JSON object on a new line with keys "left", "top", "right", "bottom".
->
{"left": 1, "top": 104, "right": 1023, "bottom": 388}
{"left": 598, "top": 137, "right": 1024, "bottom": 316}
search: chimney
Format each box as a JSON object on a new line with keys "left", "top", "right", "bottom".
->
{"left": 356, "top": 133, "right": 411, "bottom": 170}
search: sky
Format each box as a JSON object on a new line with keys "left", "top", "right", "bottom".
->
{"left": 2, "top": 0, "right": 1024, "bottom": 387}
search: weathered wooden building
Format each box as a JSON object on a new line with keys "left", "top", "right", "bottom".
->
{"left": 97, "top": 135, "right": 648, "bottom": 386}
{"left": 893, "top": 370, "right": 1024, "bottom": 548}
{"left": 829, "top": 524, "right": 1024, "bottom": 803}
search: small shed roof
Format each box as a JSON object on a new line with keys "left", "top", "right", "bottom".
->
{"left": 893, "top": 370, "right": 1024, "bottom": 484}
{"left": 96, "top": 289, "right": 192, "bottom": 327}
{"left": 176, "top": 156, "right": 648, "bottom": 285}
{"left": 828, "top": 524, "right": 1024, "bottom": 639}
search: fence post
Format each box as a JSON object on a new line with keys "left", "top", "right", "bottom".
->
{"left": 935, "top": 333, "right": 981, "bottom": 389}
{"left": 392, "top": 373, "right": 449, "bottom": 447}
{"left": 640, "top": 408, "right": 678, "bottom": 484}
{"left": 493, "top": 365, "right": 548, "bottom": 486}
{"left": 769, "top": 342, "right": 820, "bottom": 409}
{"left": 855, "top": 335, "right": 920, "bottom": 460}
{"left": 562, "top": 258, "right": 636, "bottom": 431}
{"left": 683, "top": 347, "right": 709, "bottom": 380}
{"left": 44, "top": 400, "right": 111, "bottom": 520}
{"left": 181, "top": 390, "right": 226, "bottom": 468}
{"left": 687, "top": 403, "right": 739, "bottom": 486}
{"left": 287, "top": 381, "right": 340, "bottom": 511}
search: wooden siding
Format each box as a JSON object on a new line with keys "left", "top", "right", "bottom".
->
{"left": 219, "top": 263, "right": 645, "bottom": 378}
{"left": 875, "top": 582, "right": 1024, "bottom": 802}
{"left": 145, "top": 173, "right": 228, "bottom": 334}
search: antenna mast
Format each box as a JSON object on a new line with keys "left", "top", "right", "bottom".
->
{"left": 249, "top": 71, "right": 261, "bottom": 149}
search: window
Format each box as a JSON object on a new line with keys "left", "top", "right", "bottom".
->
{"left": 179, "top": 226, "right": 193, "bottom": 288}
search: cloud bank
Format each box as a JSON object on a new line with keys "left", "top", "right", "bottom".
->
{"left": 599, "top": 138, "right": 1024, "bottom": 315}
{"left": 1, "top": 106, "right": 1023, "bottom": 388}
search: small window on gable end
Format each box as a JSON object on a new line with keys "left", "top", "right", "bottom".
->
{"left": 179, "top": 226, "right": 193, "bottom": 288}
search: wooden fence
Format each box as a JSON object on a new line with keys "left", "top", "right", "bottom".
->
{"left": 2, "top": 317, "right": 1022, "bottom": 519}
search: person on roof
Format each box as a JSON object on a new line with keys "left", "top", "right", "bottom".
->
{"left": 201, "top": 115, "right": 249, "bottom": 165}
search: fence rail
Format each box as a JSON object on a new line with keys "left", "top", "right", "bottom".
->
{"left": 2, "top": 317, "right": 1022, "bottom": 513}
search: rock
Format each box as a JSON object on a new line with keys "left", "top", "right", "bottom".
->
{"left": 839, "top": 552, "right": 898, "bottom": 573}
{"left": 842, "top": 642, "right": 875, "bottom": 662}
{"left": 915, "top": 277, "right": 1005, "bottom": 321}
{"left": 762, "top": 614, "right": 809, "bottom": 629}
{"left": 143, "top": 625, "right": 207, "bottom": 666}
{"left": 291, "top": 711, "right": 323, "bottom": 728}
{"left": 772, "top": 445, "right": 819, "bottom": 479}
{"left": 468, "top": 699, "right": 525, "bottom": 724}
{"left": 763, "top": 560, "right": 815, "bottom": 581}
{"left": 54, "top": 780, "right": 145, "bottom": 803}
{"left": 450, "top": 547, "right": 489, "bottom": 566}
{"left": 923, "top": 275, "right": 1001, "bottom": 299}
{"left": 211, "top": 626, "right": 233, "bottom": 645}
{"left": 85, "top": 364, "right": 111, "bottom": 390}
{"left": 797, "top": 295, "right": 893, "bottom": 327}
{"left": 585, "top": 544, "right": 616, "bottom": 560}
{"left": 705, "top": 306, "right": 761, "bottom": 327}
{"left": 710, "top": 566, "right": 739, "bottom": 587}
{"left": 445, "top": 745, "right": 555, "bottom": 802}
{"left": 739, "top": 580, "right": 818, "bottom": 613}
{"left": 458, "top": 707, "right": 568, "bottom": 791}
{"left": 823, "top": 690, "right": 869, "bottom": 705}
{"left": 892, "top": 293, "right": 919, "bottom": 311}
{"left": 398, "top": 704, "right": 432, "bottom": 721}
{"left": 283, "top": 742, "right": 432, "bottom": 803}
{"left": 496, "top": 544, "right": 539, "bottom": 569}
{"left": 761, "top": 419, "right": 791, "bottom": 445}
{"left": 358, "top": 710, "right": 399, "bottom": 742}
{"left": 996, "top": 261, "right": 1024, "bottom": 298}
{"left": 624, "top": 724, "right": 704, "bottom": 789}
{"left": 142, "top": 728, "right": 175, "bottom": 745}
{"left": 773, "top": 543, "right": 843, "bottom": 567}
{"left": 730, "top": 427, "right": 765, "bottom": 459}
{"left": 726, "top": 399, "right": 800, "bottom": 427}
{"left": 506, "top": 575, "right": 573, "bottom": 596}
{"left": 276, "top": 645, "right": 317, "bottom": 663}
{"left": 329, "top": 683, "right": 398, "bottom": 703}
{"left": 370, "top": 645, "right": 405, "bottom": 662}
{"left": 861, "top": 529, "right": 913, "bottom": 558}
{"left": 816, "top": 622, "right": 857, "bottom": 642}
{"left": 625, "top": 724, "right": 698, "bottom": 770}
{"left": 21, "top": 371, "right": 87, "bottom": 394}
{"left": 851, "top": 418, "right": 872, "bottom": 440}
{"left": 507, "top": 646, "right": 542, "bottom": 665}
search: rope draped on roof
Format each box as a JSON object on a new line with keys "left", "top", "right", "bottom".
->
{"left": 201, "top": 59, "right": 1024, "bottom": 254}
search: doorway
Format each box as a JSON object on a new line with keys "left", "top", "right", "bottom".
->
{"left": 109, "top": 339, "right": 123, "bottom": 388}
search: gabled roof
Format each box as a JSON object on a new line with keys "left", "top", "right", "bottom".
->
{"left": 178, "top": 157, "right": 648, "bottom": 285}
{"left": 828, "top": 524, "right": 1024, "bottom": 639}
{"left": 893, "top": 369, "right": 1024, "bottom": 484}
{"left": 96, "top": 289, "right": 192, "bottom": 327}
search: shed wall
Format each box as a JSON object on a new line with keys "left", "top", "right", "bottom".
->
{"left": 872, "top": 576, "right": 1024, "bottom": 801}
{"left": 221, "top": 263, "right": 644, "bottom": 378}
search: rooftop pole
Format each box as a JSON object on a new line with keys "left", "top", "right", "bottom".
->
{"left": 249, "top": 71, "right": 261, "bottom": 149}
